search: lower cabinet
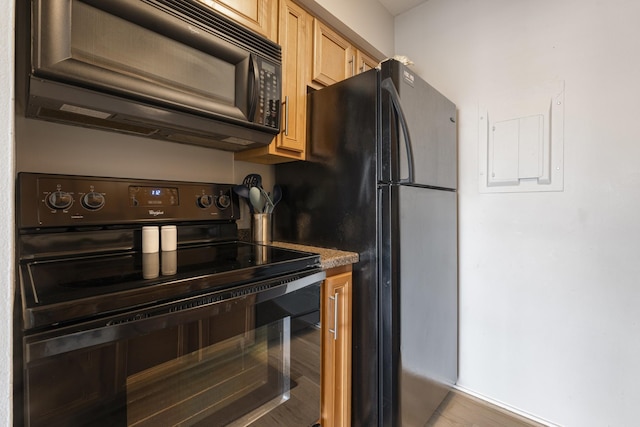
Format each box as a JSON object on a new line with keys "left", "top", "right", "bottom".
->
{"left": 321, "top": 265, "right": 352, "bottom": 427}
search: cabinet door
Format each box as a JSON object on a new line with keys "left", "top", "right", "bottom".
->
{"left": 275, "top": 0, "right": 308, "bottom": 157}
{"left": 321, "top": 271, "right": 352, "bottom": 427}
{"left": 194, "top": 0, "right": 278, "bottom": 41}
{"left": 312, "top": 20, "right": 354, "bottom": 87}
{"left": 356, "top": 50, "right": 379, "bottom": 74}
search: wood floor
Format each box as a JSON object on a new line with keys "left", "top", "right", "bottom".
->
{"left": 427, "top": 390, "right": 547, "bottom": 427}
{"left": 249, "top": 325, "right": 321, "bottom": 427}
{"left": 226, "top": 325, "right": 545, "bottom": 427}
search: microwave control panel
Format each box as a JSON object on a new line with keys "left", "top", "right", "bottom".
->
{"left": 256, "top": 57, "right": 281, "bottom": 130}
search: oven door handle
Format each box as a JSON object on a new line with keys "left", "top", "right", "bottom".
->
{"left": 24, "top": 270, "right": 326, "bottom": 363}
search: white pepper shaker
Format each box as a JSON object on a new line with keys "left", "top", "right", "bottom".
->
{"left": 161, "top": 225, "right": 177, "bottom": 251}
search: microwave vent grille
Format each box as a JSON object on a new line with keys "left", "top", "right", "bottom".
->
{"left": 145, "top": 0, "right": 281, "bottom": 63}
{"left": 35, "top": 107, "right": 159, "bottom": 137}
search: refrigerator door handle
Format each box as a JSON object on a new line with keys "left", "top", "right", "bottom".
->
{"left": 381, "top": 77, "right": 415, "bottom": 184}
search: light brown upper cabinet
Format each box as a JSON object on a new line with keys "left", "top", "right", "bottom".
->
{"left": 235, "top": 0, "right": 309, "bottom": 164}
{"left": 311, "top": 19, "right": 380, "bottom": 87}
{"left": 356, "top": 50, "right": 379, "bottom": 74}
{"left": 311, "top": 19, "right": 355, "bottom": 87}
{"left": 194, "top": 0, "right": 278, "bottom": 41}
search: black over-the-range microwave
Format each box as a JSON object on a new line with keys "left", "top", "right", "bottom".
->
{"left": 17, "top": 0, "right": 282, "bottom": 151}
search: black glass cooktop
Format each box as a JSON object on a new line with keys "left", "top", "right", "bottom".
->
{"left": 19, "top": 241, "right": 321, "bottom": 329}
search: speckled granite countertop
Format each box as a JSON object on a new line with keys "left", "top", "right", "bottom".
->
{"left": 237, "top": 229, "right": 359, "bottom": 270}
{"left": 271, "top": 241, "right": 359, "bottom": 270}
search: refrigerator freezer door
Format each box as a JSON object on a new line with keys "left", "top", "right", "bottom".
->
{"left": 381, "top": 77, "right": 415, "bottom": 184}
{"left": 382, "top": 61, "right": 457, "bottom": 190}
{"left": 379, "top": 184, "right": 458, "bottom": 426}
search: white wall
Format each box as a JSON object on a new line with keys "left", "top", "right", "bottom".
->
{"left": 298, "top": 0, "right": 394, "bottom": 57}
{"left": 15, "top": 117, "right": 272, "bottom": 229}
{"left": 396, "top": 0, "right": 640, "bottom": 425}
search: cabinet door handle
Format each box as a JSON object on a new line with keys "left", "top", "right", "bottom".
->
{"left": 328, "top": 292, "right": 339, "bottom": 340}
{"left": 283, "top": 95, "right": 289, "bottom": 136}
{"left": 349, "top": 56, "right": 355, "bottom": 76}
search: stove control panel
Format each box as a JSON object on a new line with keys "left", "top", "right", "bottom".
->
{"left": 18, "top": 173, "right": 240, "bottom": 228}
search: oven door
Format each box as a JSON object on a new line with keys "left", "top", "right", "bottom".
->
{"left": 21, "top": 270, "right": 324, "bottom": 427}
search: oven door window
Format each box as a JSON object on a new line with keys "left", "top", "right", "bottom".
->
{"left": 23, "top": 284, "right": 321, "bottom": 427}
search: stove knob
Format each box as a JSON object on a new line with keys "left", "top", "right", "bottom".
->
{"left": 197, "top": 194, "right": 213, "bottom": 209}
{"left": 216, "top": 194, "right": 231, "bottom": 209}
{"left": 46, "top": 191, "right": 73, "bottom": 210}
{"left": 82, "top": 192, "right": 105, "bottom": 210}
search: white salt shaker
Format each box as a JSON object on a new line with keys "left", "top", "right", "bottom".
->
{"left": 142, "top": 226, "right": 159, "bottom": 253}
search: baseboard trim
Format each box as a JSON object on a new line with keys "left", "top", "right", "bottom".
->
{"left": 452, "top": 384, "right": 559, "bottom": 427}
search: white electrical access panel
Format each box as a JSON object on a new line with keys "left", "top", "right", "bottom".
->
{"left": 478, "top": 80, "right": 565, "bottom": 193}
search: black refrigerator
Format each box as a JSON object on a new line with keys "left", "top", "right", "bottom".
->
{"left": 274, "top": 59, "right": 457, "bottom": 427}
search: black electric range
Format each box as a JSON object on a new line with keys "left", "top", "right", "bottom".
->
{"left": 16, "top": 173, "right": 321, "bottom": 331}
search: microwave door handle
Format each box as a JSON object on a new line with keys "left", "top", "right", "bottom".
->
{"left": 248, "top": 54, "right": 260, "bottom": 122}
{"left": 381, "top": 77, "right": 415, "bottom": 184}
